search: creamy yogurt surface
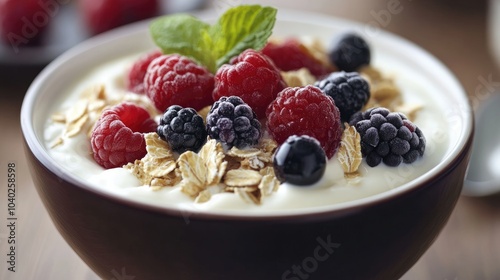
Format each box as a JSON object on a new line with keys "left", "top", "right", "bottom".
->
{"left": 43, "top": 52, "right": 452, "bottom": 213}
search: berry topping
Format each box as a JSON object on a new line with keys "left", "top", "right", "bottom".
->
{"left": 273, "top": 135, "right": 327, "bottom": 186}
{"left": 144, "top": 54, "right": 214, "bottom": 112}
{"left": 266, "top": 85, "right": 343, "bottom": 159}
{"left": 157, "top": 105, "right": 207, "bottom": 153}
{"left": 349, "top": 107, "right": 426, "bottom": 167}
{"left": 206, "top": 96, "right": 262, "bottom": 149}
{"left": 315, "top": 71, "right": 370, "bottom": 121}
{"left": 328, "top": 33, "right": 371, "bottom": 72}
{"left": 91, "top": 103, "right": 157, "bottom": 169}
{"left": 126, "top": 50, "right": 162, "bottom": 94}
{"left": 261, "top": 38, "right": 333, "bottom": 77}
{"left": 212, "top": 49, "right": 286, "bottom": 118}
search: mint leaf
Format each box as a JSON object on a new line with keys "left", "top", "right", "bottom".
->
{"left": 149, "top": 5, "right": 277, "bottom": 73}
{"left": 150, "top": 14, "right": 212, "bottom": 68}
{"left": 211, "top": 5, "right": 277, "bottom": 69}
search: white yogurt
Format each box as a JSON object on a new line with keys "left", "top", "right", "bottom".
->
{"left": 44, "top": 54, "right": 451, "bottom": 213}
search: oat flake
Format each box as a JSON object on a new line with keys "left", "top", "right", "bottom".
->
{"left": 337, "top": 124, "right": 362, "bottom": 177}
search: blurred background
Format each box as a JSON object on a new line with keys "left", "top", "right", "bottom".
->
{"left": 1, "top": 0, "right": 499, "bottom": 279}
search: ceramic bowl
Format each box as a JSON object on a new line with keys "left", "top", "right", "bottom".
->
{"left": 21, "top": 9, "right": 473, "bottom": 280}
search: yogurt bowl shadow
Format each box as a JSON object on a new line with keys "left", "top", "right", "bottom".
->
{"left": 21, "top": 9, "right": 474, "bottom": 280}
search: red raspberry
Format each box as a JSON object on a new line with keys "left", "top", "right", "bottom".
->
{"left": 266, "top": 85, "right": 342, "bottom": 159}
{"left": 213, "top": 49, "right": 286, "bottom": 119}
{"left": 91, "top": 103, "right": 157, "bottom": 169}
{"left": 261, "top": 39, "right": 334, "bottom": 78}
{"left": 126, "top": 50, "right": 162, "bottom": 94}
{"left": 144, "top": 54, "right": 214, "bottom": 112}
{"left": 79, "top": 0, "right": 159, "bottom": 35}
{"left": 0, "top": 0, "right": 49, "bottom": 45}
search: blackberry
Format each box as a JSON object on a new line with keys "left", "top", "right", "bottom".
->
{"left": 206, "top": 96, "right": 261, "bottom": 149}
{"left": 157, "top": 105, "right": 207, "bottom": 153}
{"left": 328, "top": 33, "right": 371, "bottom": 72}
{"left": 349, "top": 107, "right": 426, "bottom": 167}
{"left": 315, "top": 71, "right": 370, "bottom": 121}
{"left": 273, "top": 135, "right": 327, "bottom": 186}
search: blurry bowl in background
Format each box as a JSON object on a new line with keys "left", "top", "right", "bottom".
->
{"left": 0, "top": 0, "right": 205, "bottom": 85}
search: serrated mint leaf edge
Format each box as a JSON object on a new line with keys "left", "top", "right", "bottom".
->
{"left": 149, "top": 5, "right": 277, "bottom": 73}
{"left": 214, "top": 6, "right": 277, "bottom": 69}
{"left": 149, "top": 14, "right": 214, "bottom": 69}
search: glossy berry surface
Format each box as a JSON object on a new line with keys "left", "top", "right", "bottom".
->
{"left": 315, "top": 71, "right": 370, "bottom": 121}
{"left": 126, "top": 49, "right": 162, "bottom": 94}
{"left": 213, "top": 49, "right": 286, "bottom": 118}
{"left": 206, "top": 96, "right": 261, "bottom": 149}
{"left": 91, "top": 102, "right": 157, "bottom": 169}
{"left": 261, "top": 38, "right": 333, "bottom": 77}
{"left": 328, "top": 33, "right": 371, "bottom": 72}
{"left": 144, "top": 54, "right": 214, "bottom": 112}
{"left": 273, "top": 135, "right": 327, "bottom": 186}
{"left": 157, "top": 105, "right": 207, "bottom": 153}
{"left": 266, "top": 85, "right": 343, "bottom": 159}
{"left": 349, "top": 107, "right": 426, "bottom": 167}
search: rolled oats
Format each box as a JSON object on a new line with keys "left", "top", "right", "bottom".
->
{"left": 234, "top": 187, "right": 261, "bottom": 205}
{"left": 224, "top": 169, "right": 262, "bottom": 187}
{"left": 281, "top": 68, "right": 317, "bottom": 87}
{"left": 338, "top": 124, "right": 362, "bottom": 178}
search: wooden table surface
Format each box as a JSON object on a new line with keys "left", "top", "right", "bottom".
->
{"left": 1, "top": 0, "right": 500, "bottom": 279}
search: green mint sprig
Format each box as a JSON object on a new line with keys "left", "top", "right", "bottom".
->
{"left": 150, "top": 5, "right": 277, "bottom": 73}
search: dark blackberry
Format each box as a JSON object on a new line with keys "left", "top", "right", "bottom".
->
{"left": 273, "top": 135, "right": 327, "bottom": 186}
{"left": 328, "top": 33, "right": 371, "bottom": 72}
{"left": 315, "top": 71, "right": 370, "bottom": 121}
{"left": 206, "top": 96, "right": 261, "bottom": 149}
{"left": 349, "top": 107, "right": 426, "bottom": 167}
{"left": 157, "top": 105, "right": 207, "bottom": 153}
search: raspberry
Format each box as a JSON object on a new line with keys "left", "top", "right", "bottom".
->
{"left": 144, "top": 54, "right": 214, "bottom": 112}
{"left": 261, "top": 38, "right": 333, "bottom": 77}
{"left": 79, "top": 0, "right": 159, "bottom": 35}
{"left": 213, "top": 49, "right": 286, "bottom": 118}
{"left": 0, "top": 0, "right": 49, "bottom": 45}
{"left": 315, "top": 71, "right": 370, "bottom": 121}
{"left": 266, "top": 85, "right": 342, "bottom": 159}
{"left": 328, "top": 33, "right": 371, "bottom": 72}
{"left": 273, "top": 135, "right": 327, "bottom": 186}
{"left": 91, "top": 102, "right": 157, "bottom": 169}
{"left": 126, "top": 50, "right": 162, "bottom": 94}
{"left": 206, "top": 96, "right": 262, "bottom": 149}
{"left": 157, "top": 105, "right": 207, "bottom": 153}
{"left": 349, "top": 107, "right": 426, "bottom": 167}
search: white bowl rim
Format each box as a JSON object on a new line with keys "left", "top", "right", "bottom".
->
{"left": 21, "top": 8, "right": 474, "bottom": 219}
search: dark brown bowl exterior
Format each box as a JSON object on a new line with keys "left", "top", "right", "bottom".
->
{"left": 24, "top": 131, "right": 472, "bottom": 280}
